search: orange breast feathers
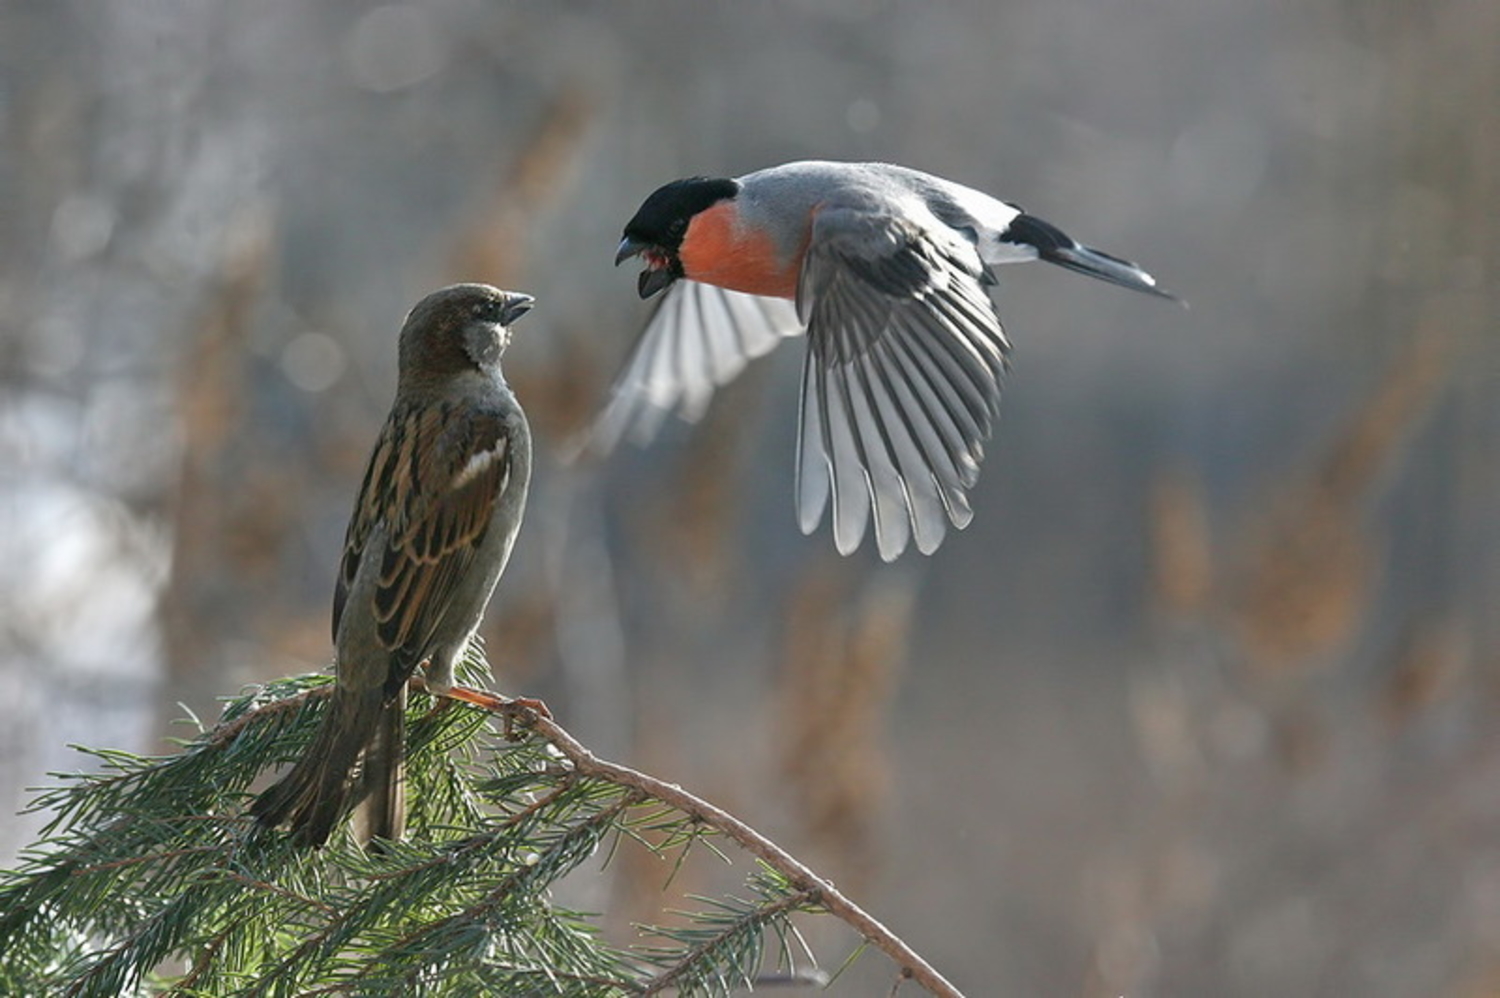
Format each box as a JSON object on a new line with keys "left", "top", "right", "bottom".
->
{"left": 677, "top": 201, "right": 803, "bottom": 299}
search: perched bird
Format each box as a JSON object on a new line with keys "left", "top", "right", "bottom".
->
{"left": 606, "top": 160, "right": 1179, "bottom": 561}
{"left": 252, "top": 283, "right": 536, "bottom": 847}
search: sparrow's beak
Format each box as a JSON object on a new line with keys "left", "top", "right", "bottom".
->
{"left": 615, "top": 236, "right": 648, "bottom": 267}
{"left": 501, "top": 293, "right": 535, "bottom": 327}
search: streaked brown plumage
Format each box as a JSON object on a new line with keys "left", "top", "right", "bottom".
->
{"left": 252, "top": 283, "right": 535, "bottom": 847}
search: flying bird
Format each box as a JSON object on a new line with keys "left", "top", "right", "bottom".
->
{"left": 252, "top": 283, "right": 536, "bottom": 847}
{"left": 606, "top": 160, "right": 1179, "bottom": 561}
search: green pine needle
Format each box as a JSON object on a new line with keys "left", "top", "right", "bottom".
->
{"left": 0, "top": 670, "right": 838, "bottom": 997}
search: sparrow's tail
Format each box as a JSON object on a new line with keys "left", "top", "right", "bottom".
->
{"left": 1003, "top": 213, "right": 1181, "bottom": 303}
{"left": 353, "top": 685, "right": 406, "bottom": 845}
{"left": 250, "top": 683, "right": 402, "bottom": 848}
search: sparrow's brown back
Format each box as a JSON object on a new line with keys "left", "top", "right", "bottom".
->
{"left": 251, "top": 283, "right": 534, "bottom": 847}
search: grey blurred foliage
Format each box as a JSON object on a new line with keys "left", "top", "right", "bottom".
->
{"left": 1, "top": 1, "right": 1496, "bottom": 995}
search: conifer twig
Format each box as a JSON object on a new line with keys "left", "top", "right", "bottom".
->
{"left": 1, "top": 673, "right": 967, "bottom": 996}
{"left": 405, "top": 675, "right": 965, "bottom": 996}
{"left": 208, "top": 683, "right": 330, "bottom": 748}
{"left": 638, "top": 888, "right": 819, "bottom": 996}
{"left": 513, "top": 707, "right": 966, "bottom": 998}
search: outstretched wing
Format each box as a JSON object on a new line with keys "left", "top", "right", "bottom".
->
{"left": 592, "top": 280, "right": 803, "bottom": 451}
{"left": 795, "top": 205, "right": 1010, "bottom": 561}
{"left": 335, "top": 400, "right": 513, "bottom": 687}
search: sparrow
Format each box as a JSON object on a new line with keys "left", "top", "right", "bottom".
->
{"left": 252, "top": 283, "right": 536, "bottom": 847}
{"left": 606, "top": 160, "right": 1179, "bottom": 561}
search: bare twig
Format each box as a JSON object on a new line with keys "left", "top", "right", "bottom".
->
{"left": 522, "top": 711, "right": 966, "bottom": 998}
{"left": 222, "top": 680, "right": 967, "bottom": 996}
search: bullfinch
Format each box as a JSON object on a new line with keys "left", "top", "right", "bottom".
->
{"left": 608, "top": 159, "right": 1178, "bottom": 561}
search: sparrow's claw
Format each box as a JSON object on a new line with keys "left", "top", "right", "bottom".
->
{"left": 446, "top": 684, "right": 551, "bottom": 718}
{"left": 411, "top": 675, "right": 550, "bottom": 738}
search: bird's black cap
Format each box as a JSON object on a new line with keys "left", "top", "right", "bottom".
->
{"left": 621, "top": 176, "right": 741, "bottom": 252}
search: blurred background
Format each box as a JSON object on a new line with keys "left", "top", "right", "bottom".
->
{"left": 1, "top": 2, "right": 1496, "bottom": 994}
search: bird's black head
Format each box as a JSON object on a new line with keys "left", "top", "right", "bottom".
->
{"left": 398, "top": 283, "right": 534, "bottom": 383}
{"left": 616, "top": 176, "right": 740, "bottom": 298}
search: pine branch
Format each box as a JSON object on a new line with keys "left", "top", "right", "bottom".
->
{"left": 0, "top": 669, "right": 966, "bottom": 997}
{"left": 522, "top": 709, "right": 966, "bottom": 998}
{"left": 636, "top": 877, "right": 821, "bottom": 996}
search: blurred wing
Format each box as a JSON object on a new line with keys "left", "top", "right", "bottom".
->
{"left": 796, "top": 207, "right": 1010, "bottom": 561}
{"left": 592, "top": 280, "right": 803, "bottom": 451}
{"left": 335, "top": 401, "right": 513, "bottom": 680}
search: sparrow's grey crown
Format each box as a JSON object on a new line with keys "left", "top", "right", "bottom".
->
{"left": 397, "top": 284, "right": 534, "bottom": 382}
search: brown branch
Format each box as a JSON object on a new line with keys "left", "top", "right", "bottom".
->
{"left": 74, "top": 844, "right": 224, "bottom": 876}
{"left": 521, "top": 711, "right": 967, "bottom": 998}
{"left": 220, "top": 869, "right": 338, "bottom": 917}
{"left": 215, "top": 677, "right": 966, "bottom": 995}
{"left": 174, "top": 921, "right": 234, "bottom": 993}
{"left": 207, "top": 684, "right": 329, "bottom": 749}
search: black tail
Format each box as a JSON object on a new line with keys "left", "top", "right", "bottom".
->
{"left": 250, "top": 684, "right": 397, "bottom": 848}
{"left": 1003, "top": 213, "right": 1181, "bottom": 303}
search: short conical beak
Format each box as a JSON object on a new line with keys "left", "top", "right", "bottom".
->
{"left": 615, "top": 236, "right": 649, "bottom": 267}
{"left": 501, "top": 293, "right": 535, "bottom": 326}
{"left": 637, "top": 267, "right": 676, "bottom": 299}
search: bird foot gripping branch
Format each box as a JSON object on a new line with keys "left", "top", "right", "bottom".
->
{"left": 413, "top": 676, "right": 551, "bottom": 740}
